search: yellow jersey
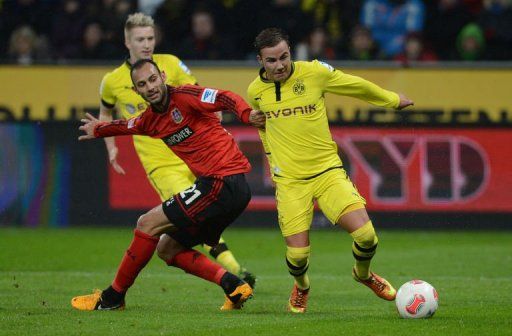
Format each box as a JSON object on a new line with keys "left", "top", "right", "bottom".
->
{"left": 100, "top": 54, "right": 197, "bottom": 174}
{"left": 247, "top": 60, "right": 399, "bottom": 179}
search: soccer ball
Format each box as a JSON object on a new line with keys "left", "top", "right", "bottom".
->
{"left": 395, "top": 280, "right": 438, "bottom": 318}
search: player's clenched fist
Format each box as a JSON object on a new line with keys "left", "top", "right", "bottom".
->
{"left": 249, "top": 110, "right": 266, "bottom": 129}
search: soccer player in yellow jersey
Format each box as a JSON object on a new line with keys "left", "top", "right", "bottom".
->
{"left": 99, "top": 13, "right": 255, "bottom": 286}
{"left": 247, "top": 28, "right": 414, "bottom": 313}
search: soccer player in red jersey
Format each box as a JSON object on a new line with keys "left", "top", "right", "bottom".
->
{"left": 71, "top": 58, "right": 266, "bottom": 311}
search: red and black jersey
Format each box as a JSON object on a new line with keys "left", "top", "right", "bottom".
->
{"left": 94, "top": 85, "right": 252, "bottom": 177}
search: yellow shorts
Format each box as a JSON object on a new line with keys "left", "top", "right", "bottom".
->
{"left": 146, "top": 162, "right": 196, "bottom": 201}
{"left": 275, "top": 168, "right": 366, "bottom": 237}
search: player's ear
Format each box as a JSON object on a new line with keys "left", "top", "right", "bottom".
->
{"left": 256, "top": 54, "right": 263, "bottom": 66}
{"left": 161, "top": 71, "right": 167, "bottom": 82}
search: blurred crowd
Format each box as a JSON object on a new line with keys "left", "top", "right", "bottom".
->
{"left": 1, "top": 0, "right": 511, "bottom": 65}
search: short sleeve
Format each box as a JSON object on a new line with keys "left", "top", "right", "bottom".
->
{"left": 99, "top": 74, "right": 116, "bottom": 107}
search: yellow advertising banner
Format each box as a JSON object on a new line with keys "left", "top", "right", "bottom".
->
{"left": 0, "top": 65, "right": 511, "bottom": 124}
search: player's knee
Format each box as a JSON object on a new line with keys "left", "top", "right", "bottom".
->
{"left": 286, "top": 246, "right": 310, "bottom": 276}
{"left": 351, "top": 221, "right": 378, "bottom": 248}
{"left": 136, "top": 213, "right": 157, "bottom": 234}
{"left": 351, "top": 221, "right": 378, "bottom": 260}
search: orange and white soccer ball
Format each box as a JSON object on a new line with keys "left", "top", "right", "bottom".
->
{"left": 395, "top": 280, "right": 438, "bottom": 318}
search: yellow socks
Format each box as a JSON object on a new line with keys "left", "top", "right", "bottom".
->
{"left": 286, "top": 246, "right": 311, "bottom": 290}
{"left": 350, "top": 221, "right": 378, "bottom": 280}
{"left": 203, "top": 238, "right": 241, "bottom": 275}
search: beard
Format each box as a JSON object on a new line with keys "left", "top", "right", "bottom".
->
{"left": 147, "top": 84, "right": 168, "bottom": 112}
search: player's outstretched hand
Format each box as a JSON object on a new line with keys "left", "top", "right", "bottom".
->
{"left": 249, "top": 110, "right": 266, "bottom": 129}
{"left": 108, "top": 147, "right": 126, "bottom": 175}
{"left": 397, "top": 93, "right": 414, "bottom": 110}
{"left": 78, "top": 113, "right": 100, "bottom": 141}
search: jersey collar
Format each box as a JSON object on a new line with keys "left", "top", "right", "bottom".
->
{"left": 259, "top": 62, "right": 296, "bottom": 84}
{"left": 124, "top": 56, "right": 155, "bottom": 68}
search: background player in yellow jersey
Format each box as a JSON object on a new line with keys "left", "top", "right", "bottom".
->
{"left": 99, "top": 13, "right": 255, "bottom": 286}
{"left": 247, "top": 28, "right": 414, "bottom": 313}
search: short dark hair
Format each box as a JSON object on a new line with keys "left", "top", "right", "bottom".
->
{"left": 254, "top": 28, "right": 290, "bottom": 54}
{"left": 130, "top": 58, "right": 161, "bottom": 82}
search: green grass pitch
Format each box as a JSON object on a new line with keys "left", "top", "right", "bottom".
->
{"left": 1, "top": 227, "right": 511, "bottom": 335}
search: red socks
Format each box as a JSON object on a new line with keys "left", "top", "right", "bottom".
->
{"left": 111, "top": 231, "right": 226, "bottom": 293}
{"left": 167, "top": 249, "right": 226, "bottom": 285}
{"left": 112, "top": 229, "right": 159, "bottom": 293}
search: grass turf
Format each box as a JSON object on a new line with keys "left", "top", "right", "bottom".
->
{"left": 0, "top": 227, "right": 511, "bottom": 335}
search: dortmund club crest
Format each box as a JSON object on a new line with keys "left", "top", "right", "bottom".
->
{"left": 293, "top": 80, "right": 305, "bottom": 95}
{"left": 171, "top": 108, "right": 183, "bottom": 123}
{"left": 137, "top": 103, "right": 147, "bottom": 111}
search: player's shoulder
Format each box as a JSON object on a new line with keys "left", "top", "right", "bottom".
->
{"left": 172, "top": 84, "right": 203, "bottom": 96}
{"left": 301, "top": 59, "right": 336, "bottom": 73}
{"left": 106, "top": 61, "right": 130, "bottom": 78}
{"left": 153, "top": 54, "right": 192, "bottom": 74}
{"left": 153, "top": 53, "right": 181, "bottom": 66}
{"left": 247, "top": 72, "right": 267, "bottom": 96}
{"left": 247, "top": 76, "right": 260, "bottom": 90}
{"left": 173, "top": 85, "right": 222, "bottom": 105}
{"left": 297, "top": 60, "right": 339, "bottom": 84}
{"left": 100, "top": 62, "right": 129, "bottom": 91}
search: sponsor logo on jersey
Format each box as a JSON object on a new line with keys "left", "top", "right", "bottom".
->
{"left": 318, "top": 61, "right": 334, "bottom": 72}
{"left": 264, "top": 104, "right": 316, "bottom": 119}
{"left": 292, "top": 79, "right": 306, "bottom": 95}
{"left": 126, "top": 104, "right": 136, "bottom": 114}
{"left": 171, "top": 108, "right": 184, "bottom": 124}
{"left": 162, "top": 126, "right": 194, "bottom": 146}
{"left": 201, "top": 88, "right": 218, "bottom": 104}
{"left": 179, "top": 61, "right": 192, "bottom": 75}
{"left": 127, "top": 117, "right": 138, "bottom": 129}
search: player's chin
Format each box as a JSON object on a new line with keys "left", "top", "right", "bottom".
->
{"left": 274, "top": 72, "right": 287, "bottom": 80}
{"left": 147, "top": 93, "right": 160, "bottom": 103}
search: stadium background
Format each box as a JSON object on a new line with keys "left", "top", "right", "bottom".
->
{"left": 1, "top": 0, "right": 511, "bottom": 229}
{"left": 1, "top": 2, "right": 512, "bottom": 335}
{"left": 1, "top": 65, "right": 511, "bottom": 229}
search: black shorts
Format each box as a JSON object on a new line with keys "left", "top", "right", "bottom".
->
{"left": 162, "top": 173, "right": 251, "bottom": 248}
